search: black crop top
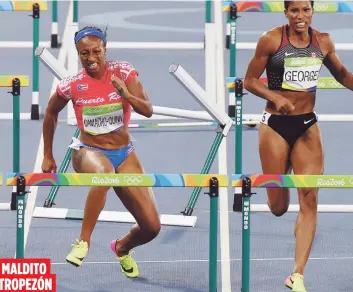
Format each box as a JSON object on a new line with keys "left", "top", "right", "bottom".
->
{"left": 266, "top": 25, "right": 324, "bottom": 92}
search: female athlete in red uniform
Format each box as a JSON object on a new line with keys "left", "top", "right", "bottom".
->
{"left": 244, "top": 1, "right": 353, "bottom": 291}
{"left": 41, "top": 26, "right": 160, "bottom": 278}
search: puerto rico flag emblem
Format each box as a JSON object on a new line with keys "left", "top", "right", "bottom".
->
{"left": 77, "top": 84, "right": 88, "bottom": 91}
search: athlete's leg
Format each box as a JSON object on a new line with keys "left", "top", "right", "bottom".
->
{"left": 259, "top": 123, "right": 292, "bottom": 216}
{"left": 113, "top": 151, "right": 161, "bottom": 257}
{"left": 290, "top": 123, "right": 324, "bottom": 275}
{"left": 72, "top": 148, "right": 115, "bottom": 247}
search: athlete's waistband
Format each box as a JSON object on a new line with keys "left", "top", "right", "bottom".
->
{"left": 68, "top": 137, "right": 133, "bottom": 151}
{"left": 81, "top": 142, "right": 133, "bottom": 152}
{"left": 260, "top": 110, "right": 318, "bottom": 125}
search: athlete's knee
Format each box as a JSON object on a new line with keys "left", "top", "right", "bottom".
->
{"left": 299, "top": 188, "right": 318, "bottom": 213}
{"left": 267, "top": 190, "right": 289, "bottom": 217}
{"left": 268, "top": 201, "right": 288, "bottom": 217}
{"left": 142, "top": 218, "right": 161, "bottom": 240}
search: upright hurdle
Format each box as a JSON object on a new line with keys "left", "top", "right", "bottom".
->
{"left": 6, "top": 172, "right": 228, "bottom": 292}
{"left": 233, "top": 174, "right": 353, "bottom": 292}
{"left": 0, "top": 0, "right": 48, "bottom": 120}
{"left": 0, "top": 76, "right": 30, "bottom": 211}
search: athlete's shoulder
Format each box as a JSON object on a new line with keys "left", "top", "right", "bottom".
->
{"left": 256, "top": 26, "right": 282, "bottom": 53}
{"left": 58, "top": 69, "right": 85, "bottom": 87}
{"left": 57, "top": 69, "right": 85, "bottom": 99}
{"left": 312, "top": 28, "right": 333, "bottom": 43}
{"left": 312, "top": 28, "right": 335, "bottom": 51}
{"left": 107, "top": 60, "right": 136, "bottom": 72}
{"left": 108, "top": 60, "right": 138, "bottom": 83}
{"left": 260, "top": 26, "right": 282, "bottom": 40}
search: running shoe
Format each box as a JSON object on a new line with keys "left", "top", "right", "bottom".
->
{"left": 284, "top": 273, "right": 307, "bottom": 292}
{"left": 110, "top": 239, "right": 139, "bottom": 278}
{"left": 65, "top": 239, "right": 88, "bottom": 267}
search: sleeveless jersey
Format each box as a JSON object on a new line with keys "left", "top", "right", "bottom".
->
{"left": 56, "top": 60, "right": 138, "bottom": 135}
{"left": 266, "top": 25, "right": 324, "bottom": 92}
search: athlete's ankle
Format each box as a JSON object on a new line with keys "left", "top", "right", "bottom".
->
{"left": 115, "top": 240, "right": 130, "bottom": 257}
{"left": 292, "top": 267, "right": 304, "bottom": 276}
{"left": 78, "top": 236, "right": 90, "bottom": 248}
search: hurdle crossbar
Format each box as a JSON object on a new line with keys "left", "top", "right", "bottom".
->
{"left": 7, "top": 173, "right": 228, "bottom": 187}
{"left": 232, "top": 174, "right": 353, "bottom": 188}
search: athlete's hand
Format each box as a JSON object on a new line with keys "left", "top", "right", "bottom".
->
{"left": 111, "top": 75, "right": 130, "bottom": 99}
{"left": 42, "top": 155, "right": 57, "bottom": 173}
{"left": 274, "top": 96, "right": 295, "bottom": 115}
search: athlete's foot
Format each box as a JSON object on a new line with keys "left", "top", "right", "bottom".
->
{"left": 66, "top": 239, "right": 89, "bottom": 267}
{"left": 284, "top": 273, "right": 307, "bottom": 292}
{"left": 110, "top": 239, "right": 139, "bottom": 278}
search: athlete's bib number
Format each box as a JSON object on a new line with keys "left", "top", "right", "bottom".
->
{"left": 261, "top": 111, "right": 269, "bottom": 125}
{"left": 282, "top": 57, "right": 323, "bottom": 91}
{"left": 82, "top": 103, "right": 124, "bottom": 135}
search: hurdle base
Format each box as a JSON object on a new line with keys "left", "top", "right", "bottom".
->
{"left": 33, "top": 207, "right": 197, "bottom": 227}
{"left": 0, "top": 203, "right": 11, "bottom": 211}
{"left": 181, "top": 207, "right": 194, "bottom": 216}
{"left": 251, "top": 204, "right": 353, "bottom": 213}
{"left": 43, "top": 199, "right": 55, "bottom": 208}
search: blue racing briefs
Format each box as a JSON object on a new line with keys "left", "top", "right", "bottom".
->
{"left": 81, "top": 142, "right": 134, "bottom": 169}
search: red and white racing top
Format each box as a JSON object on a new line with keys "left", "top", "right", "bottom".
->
{"left": 56, "top": 60, "right": 138, "bottom": 135}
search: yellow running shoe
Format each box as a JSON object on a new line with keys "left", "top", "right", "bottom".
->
{"left": 65, "top": 239, "right": 88, "bottom": 267}
{"left": 284, "top": 273, "right": 307, "bottom": 292}
{"left": 110, "top": 239, "right": 139, "bottom": 278}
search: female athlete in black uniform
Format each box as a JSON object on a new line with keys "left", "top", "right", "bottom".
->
{"left": 244, "top": 1, "right": 353, "bottom": 291}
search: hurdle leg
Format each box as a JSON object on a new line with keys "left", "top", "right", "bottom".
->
{"left": 31, "top": 3, "right": 40, "bottom": 120}
{"left": 241, "top": 177, "right": 253, "bottom": 292}
{"left": 182, "top": 130, "right": 224, "bottom": 215}
{"left": 51, "top": 0, "right": 60, "bottom": 48}
{"left": 10, "top": 79, "right": 21, "bottom": 211}
{"left": 43, "top": 128, "right": 80, "bottom": 207}
{"left": 206, "top": 177, "right": 219, "bottom": 292}
{"left": 16, "top": 176, "right": 27, "bottom": 259}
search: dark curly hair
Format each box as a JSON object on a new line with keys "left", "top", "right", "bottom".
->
{"left": 74, "top": 25, "right": 108, "bottom": 47}
{"left": 284, "top": 1, "right": 314, "bottom": 10}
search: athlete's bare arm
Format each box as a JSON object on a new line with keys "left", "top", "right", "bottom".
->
{"left": 244, "top": 29, "right": 281, "bottom": 102}
{"left": 318, "top": 32, "right": 353, "bottom": 90}
{"left": 43, "top": 92, "right": 69, "bottom": 158}
{"left": 111, "top": 74, "right": 152, "bottom": 118}
{"left": 125, "top": 76, "right": 153, "bottom": 117}
{"left": 244, "top": 27, "right": 295, "bottom": 115}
